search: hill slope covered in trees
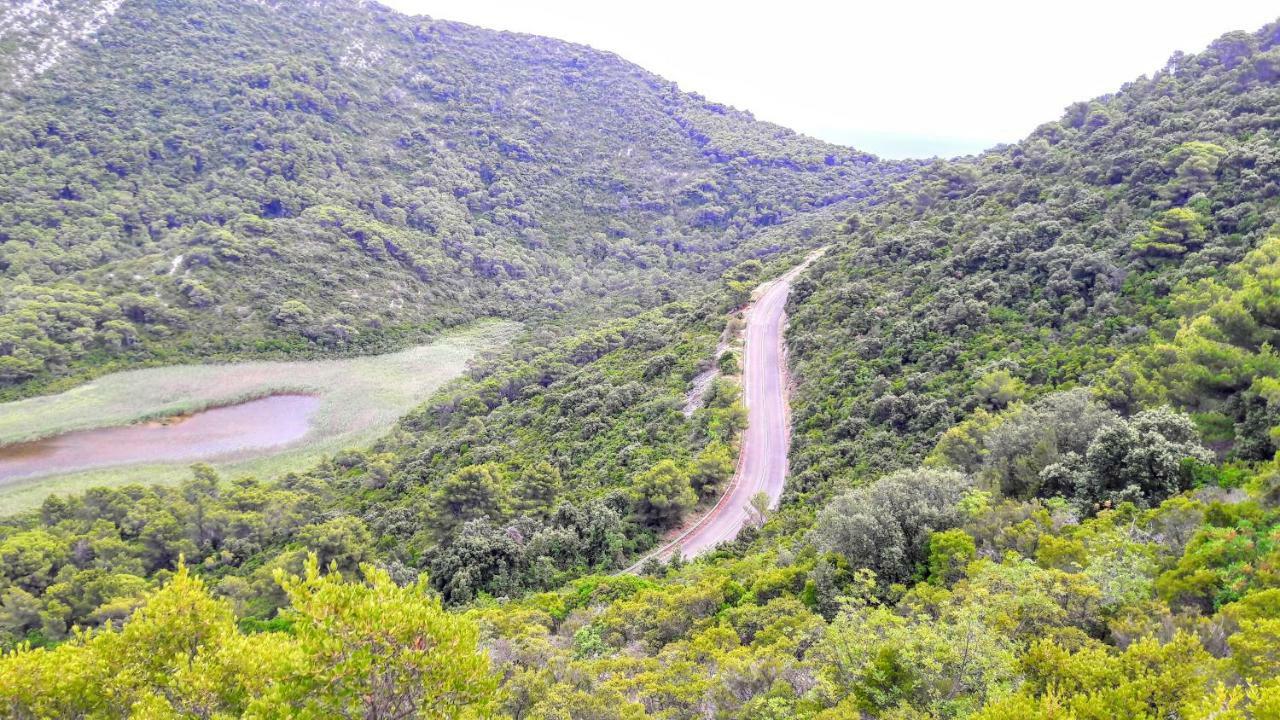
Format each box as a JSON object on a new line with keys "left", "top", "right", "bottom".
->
{"left": 0, "top": 0, "right": 899, "bottom": 394}
{"left": 3, "top": 5, "right": 1280, "bottom": 719}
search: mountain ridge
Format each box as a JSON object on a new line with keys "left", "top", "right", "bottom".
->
{"left": 0, "top": 0, "right": 902, "bottom": 394}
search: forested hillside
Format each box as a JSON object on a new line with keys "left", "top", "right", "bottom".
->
{"left": 0, "top": 0, "right": 898, "bottom": 394}
{"left": 460, "top": 21, "right": 1280, "bottom": 718}
{"left": 786, "top": 22, "right": 1280, "bottom": 502}
{"left": 4, "top": 4, "right": 1280, "bottom": 719}
{"left": 0, "top": 248, "right": 819, "bottom": 641}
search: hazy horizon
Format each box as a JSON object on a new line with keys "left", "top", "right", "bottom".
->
{"left": 378, "top": 0, "right": 1278, "bottom": 159}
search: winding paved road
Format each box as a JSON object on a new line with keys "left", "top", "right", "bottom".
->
{"left": 624, "top": 256, "right": 818, "bottom": 570}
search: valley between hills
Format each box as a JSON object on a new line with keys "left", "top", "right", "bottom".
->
{"left": 1, "top": 2, "right": 1280, "bottom": 718}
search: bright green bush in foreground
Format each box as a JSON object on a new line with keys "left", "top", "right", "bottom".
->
{"left": 0, "top": 557, "right": 496, "bottom": 718}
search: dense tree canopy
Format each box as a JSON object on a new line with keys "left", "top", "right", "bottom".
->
{"left": 0, "top": 557, "right": 497, "bottom": 718}
{"left": 2, "top": 4, "right": 1280, "bottom": 718}
{"left": 0, "top": 0, "right": 908, "bottom": 397}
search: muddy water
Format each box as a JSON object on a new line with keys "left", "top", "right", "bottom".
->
{"left": 0, "top": 394, "right": 320, "bottom": 484}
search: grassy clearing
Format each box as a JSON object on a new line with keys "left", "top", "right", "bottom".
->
{"left": 0, "top": 321, "right": 519, "bottom": 514}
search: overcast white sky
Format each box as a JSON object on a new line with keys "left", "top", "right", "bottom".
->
{"left": 377, "top": 0, "right": 1278, "bottom": 158}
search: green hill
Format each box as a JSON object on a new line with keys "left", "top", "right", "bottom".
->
{"left": 0, "top": 0, "right": 900, "bottom": 394}
{"left": 3, "top": 3, "right": 1280, "bottom": 718}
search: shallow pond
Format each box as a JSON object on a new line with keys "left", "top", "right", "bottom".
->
{"left": 0, "top": 394, "right": 320, "bottom": 485}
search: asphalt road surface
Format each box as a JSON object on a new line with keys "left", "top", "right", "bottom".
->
{"left": 624, "top": 256, "right": 817, "bottom": 570}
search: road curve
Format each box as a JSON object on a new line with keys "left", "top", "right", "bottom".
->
{"left": 624, "top": 255, "right": 818, "bottom": 570}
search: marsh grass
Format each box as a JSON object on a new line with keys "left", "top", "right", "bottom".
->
{"left": 0, "top": 321, "right": 519, "bottom": 513}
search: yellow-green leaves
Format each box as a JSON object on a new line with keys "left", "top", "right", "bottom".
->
{"left": 0, "top": 557, "right": 497, "bottom": 719}
{"left": 275, "top": 556, "right": 497, "bottom": 719}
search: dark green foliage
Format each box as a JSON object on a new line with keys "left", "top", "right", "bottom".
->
{"left": 514, "top": 461, "right": 563, "bottom": 519}
{"left": 717, "top": 350, "right": 739, "bottom": 376}
{"left": 630, "top": 459, "right": 697, "bottom": 529}
{"left": 5, "top": 7, "right": 1280, "bottom": 717}
{"left": 427, "top": 463, "right": 509, "bottom": 538}
{"left": 979, "top": 389, "right": 1119, "bottom": 498}
{"left": 0, "top": 0, "right": 904, "bottom": 394}
{"left": 785, "top": 22, "right": 1280, "bottom": 506}
{"left": 1068, "top": 407, "right": 1214, "bottom": 511}
{"left": 943, "top": 391, "right": 1212, "bottom": 511}
{"left": 689, "top": 442, "right": 734, "bottom": 496}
